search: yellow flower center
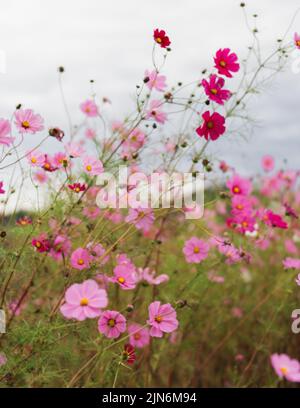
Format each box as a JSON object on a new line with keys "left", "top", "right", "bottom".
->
{"left": 280, "top": 367, "right": 288, "bottom": 375}
{"left": 31, "top": 157, "right": 37, "bottom": 163}
{"left": 242, "top": 221, "right": 248, "bottom": 228}
{"left": 207, "top": 121, "right": 214, "bottom": 129}
{"left": 194, "top": 247, "right": 200, "bottom": 254}
{"left": 108, "top": 318, "right": 116, "bottom": 327}
{"left": 134, "top": 332, "right": 141, "bottom": 340}
{"left": 35, "top": 241, "right": 41, "bottom": 248}
{"left": 220, "top": 60, "right": 226, "bottom": 67}
{"left": 236, "top": 204, "right": 243, "bottom": 210}
{"left": 22, "top": 120, "right": 30, "bottom": 129}
{"left": 296, "top": 40, "right": 300, "bottom": 46}
{"left": 155, "top": 315, "right": 163, "bottom": 323}
{"left": 233, "top": 186, "right": 240, "bottom": 194}
{"left": 80, "top": 297, "right": 89, "bottom": 306}
{"left": 77, "top": 259, "right": 84, "bottom": 265}
{"left": 86, "top": 165, "right": 92, "bottom": 172}
{"left": 118, "top": 277, "right": 125, "bottom": 284}
{"left": 75, "top": 187, "right": 80, "bottom": 193}
{"left": 44, "top": 163, "right": 50, "bottom": 170}
{"left": 156, "top": 37, "right": 162, "bottom": 43}
{"left": 211, "top": 88, "right": 218, "bottom": 95}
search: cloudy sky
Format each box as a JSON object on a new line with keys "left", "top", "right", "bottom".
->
{"left": 0, "top": 0, "right": 300, "bottom": 210}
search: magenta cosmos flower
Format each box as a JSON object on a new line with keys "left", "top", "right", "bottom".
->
{"left": 82, "top": 155, "right": 104, "bottom": 176}
{"left": 214, "top": 48, "right": 240, "bottom": 78}
{"left": 147, "top": 301, "right": 178, "bottom": 338}
{"left": 294, "top": 32, "right": 300, "bottom": 49}
{"left": 70, "top": 247, "right": 91, "bottom": 270}
{"left": 98, "top": 310, "right": 127, "bottom": 339}
{"left": 112, "top": 264, "right": 137, "bottom": 290}
{"left": 60, "top": 279, "right": 108, "bottom": 321}
{"left": 26, "top": 149, "right": 45, "bottom": 167}
{"left": 183, "top": 237, "right": 209, "bottom": 263}
{"left": 146, "top": 100, "right": 167, "bottom": 124}
{"left": 270, "top": 353, "right": 300, "bottom": 382}
{"left": 80, "top": 99, "right": 98, "bottom": 117}
{"left": 226, "top": 174, "right": 252, "bottom": 196}
{"left": 0, "top": 118, "right": 14, "bottom": 146}
{"left": 201, "top": 75, "right": 231, "bottom": 105}
{"left": 128, "top": 323, "right": 150, "bottom": 348}
{"left": 15, "top": 109, "right": 44, "bottom": 134}
{"left": 144, "top": 70, "right": 167, "bottom": 92}
{"left": 0, "top": 181, "right": 5, "bottom": 194}
{"left": 196, "top": 111, "right": 225, "bottom": 141}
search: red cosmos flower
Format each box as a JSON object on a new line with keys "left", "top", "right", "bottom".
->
{"left": 42, "top": 155, "right": 58, "bottom": 172}
{"left": 202, "top": 74, "right": 231, "bottom": 105}
{"left": 122, "top": 344, "right": 136, "bottom": 365}
{"left": 214, "top": 48, "right": 240, "bottom": 78}
{"left": 68, "top": 183, "right": 86, "bottom": 193}
{"left": 153, "top": 29, "right": 171, "bottom": 48}
{"left": 196, "top": 111, "right": 226, "bottom": 141}
{"left": 32, "top": 235, "right": 51, "bottom": 253}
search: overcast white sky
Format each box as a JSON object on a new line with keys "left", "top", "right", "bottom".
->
{"left": 0, "top": 0, "right": 300, "bottom": 210}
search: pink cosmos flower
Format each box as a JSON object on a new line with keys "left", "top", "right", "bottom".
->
{"left": 64, "top": 142, "right": 85, "bottom": 158}
{"left": 146, "top": 100, "right": 167, "bottom": 124}
{"left": 135, "top": 267, "right": 169, "bottom": 285}
{"left": 85, "top": 128, "right": 96, "bottom": 140}
{"left": 231, "top": 195, "right": 252, "bottom": 215}
{"left": 128, "top": 323, "right": 150, "bottom": 348}
{"left": 202, "top": 75, "right": 231, "bottom": 105}
{"left": 214, "top": 48, "right": 240, "bottom": 78}
{"left": 196, "top": 111, "right": 225, "bottom": 141}
{"left": 218, "top": 243, "right": 241, "bottom": 264}
{"left": 183, "top": 237, "right": 209, "bottom": 263}
{"left": 295, "top": 274, "right": 300, "bottom": 286}
{"left": 0, "top": 118, "right": 14, "bottom": 146}
{"left": 82, "top": 156, "right": 104, "bottom": 176}
{"left": 125, "top": 207, "right": 154, "bottom": 233}
{"left": 86, "top": 242, "right": 109, "bottom": 265}
{"left": 270, "top": 353, "right": 300, "bottom": 382}
{"left": 49, "top": 235, "right": 71, "bottom": 261}
{"left": 294, "top": 32, "right": 300, "bottom": 49}
{"left": 283, "top": 258, "right": 300, "bottom": 270}
{"left": 82, "top": 206, "right": 101, "bottom": 219}
{"left": 9, "top": 299, "right": 26, "bottom": 316}
{"left": 284, "top": 239, "right": 298, "bottom": 255}
{"left": 98, "top": 310, "right": 127, "bottom": 339}
{"left": 70, "top": 247, "right": 91, "bottom": 270}
{"left": 60, "top": 279, "right": 108, "bottom": 321}
{"left": 53, "top": 152, "right": 70, "bottom": 169}
{"left": 80, "top": 99, "right": 98, "bottom": 117}
{"left": 262, "top": 155, "right": 274, "bottom": 172}
{"left": 42, "top": 154, "right": 58, "bottom": 172}
{"left": 111, "top": 264, "right": 137, "bottom": 290}
{"left": 0, "top": 181, "right": 5, "bottom": 194}
{"left": 14, "top": 109, "right": 44, "bottom": 134}
{"left": 144, "top": 70, "right": 167, "bottom": 92}
{"left": 226, "top": 174, "right": 252, "bottom": 196}
{"left": 32, "top": 234, "right": 51, "bottom": 253}
{"left": 147, "top": 301, "right": 178, "bottom": 338}
{"left": 33, "top": 170, "right": 48, "bottom": 184}
{"left": 26, "top": 150, "right": 45, "bottom": 167}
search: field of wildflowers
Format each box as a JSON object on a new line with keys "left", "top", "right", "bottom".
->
{"left": 0, "top": 3, "right": 300, "bottom": 389}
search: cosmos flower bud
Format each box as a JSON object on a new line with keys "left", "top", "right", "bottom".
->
{"left": 126, "top": 304, "right": 134, "bottom": 312}
{"left": 49, "top": 127, "right": 65, "bottom": 141}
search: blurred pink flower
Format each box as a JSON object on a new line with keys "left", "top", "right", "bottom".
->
{"left": 146, "top": 100, "right": 167, "bottom": 124}
{"left": 125, "top": 207, "right": 154, "bottom": 233}
{"left": 26, "top": 150, "right": 45, "bottom": 167}
{"left": 0, "top": 181, "right": 5, "bottom": 194}
{"left": 283, "top": 257, "right": 300, "bottom": 270}
{"left": 262, "top": 155, "right": 274, "bottom": 172}
{"left": 145, "top": 70, "right": 167, "bottom": 92}
{"left": 60, "top": 279, "right": 107, "bottom": 321}
{"left": 0, "top": 353, "right": 7, "bottom": 367}
{"left": 0, "top": 118, "right": 14, "bottom": 146}
{"left": 271, "top": 353, "right": 300, "bottom": 382}
{"left": 227, "top": 174, "right": 252, "bottom": 196}
{"left": 294, "top": 32, "right": 300, "bottom": 49}
{"left": 80, "top": 99, "right": 98, "bottom": 117}
{"left": 128, "top": 323, "right": 150, "bottom": 348}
